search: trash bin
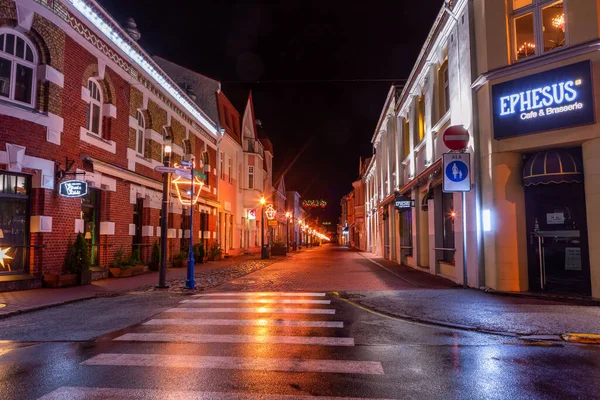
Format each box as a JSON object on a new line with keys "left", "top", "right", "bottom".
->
{"left": 261, "top": 244, "right": 270, "bottom": 259}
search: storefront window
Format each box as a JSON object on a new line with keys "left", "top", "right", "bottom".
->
{"left": 514, "top": 0, "right": 532, "bottom": 9}
{"left": 542, "top": 2, "right": 565, "bottom": 51}
{"left": 0, "top": 172, "right": 30, "bottom": 274}
{"left": 400, "top": 209, "right": 413, "bottom": 258}
{"left": 515, "top": 12, "right": 535, "bottom": 60}
{"left": 442, "top": 192, "right": 455, "bottom": 264}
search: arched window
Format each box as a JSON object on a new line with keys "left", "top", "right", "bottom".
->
{"left": 86, "top": 78, "right": 103, "bottom": 136}
{"left": 0, "top": 30, "right": 37, "bottom": 106}
{"left": 136, "top": 110, "right": 145, "bottom": 155}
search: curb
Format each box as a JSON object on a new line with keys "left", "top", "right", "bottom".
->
{"left": 485, "top": 288, "right": 600, "bottom": 306}
{"left": 561, "top": 333, "right": 600, "bottom": 344}
{"left": 0, "top": 294, "right": 106, "bottom": 320}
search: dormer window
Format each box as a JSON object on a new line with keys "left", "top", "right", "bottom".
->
{"left": 85, "top": 78, "right": 103, "bottom": 136}
{"left": 0, "top": 30, "right": 37, "bottom": 107}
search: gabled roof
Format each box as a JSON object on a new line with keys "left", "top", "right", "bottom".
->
{"left": 152, "top": 56, "right": 220, "bottom": 124}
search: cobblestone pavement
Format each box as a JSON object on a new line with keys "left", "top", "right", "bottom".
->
{"left": 135, "top": 255, "right": 288, "bottom": 293}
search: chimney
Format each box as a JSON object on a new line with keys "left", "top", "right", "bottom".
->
{"left": 125, "top": 17, "right": 141, "bottom": 41}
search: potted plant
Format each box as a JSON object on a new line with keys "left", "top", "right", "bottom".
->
{"left": 65, "top": 232, "right": 92, "bottom": 285}
{"left": 207, "top": 242, "right": 223, "bottom": 261}
{"left": 172, "top": 251, "right": 187, "bottom": 268}
{"left": 148, "top": 241, "right": 160, "bottom": 271}
{"left": 271, "top": 239, "right": 287, "bottom": 256}
{"left": 109, "top": 247, "right": 146, "bottom": 277}
{"left": 193, "top": 243, "right": 205, "bottom": 264}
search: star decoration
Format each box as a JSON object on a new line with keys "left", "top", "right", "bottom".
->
{"left": 0, "top": 247, "right": 12, "bottom": 269}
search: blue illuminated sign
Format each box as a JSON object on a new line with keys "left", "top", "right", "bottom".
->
{"left": 492, "top": 61, "right": 595, "bottom": 139}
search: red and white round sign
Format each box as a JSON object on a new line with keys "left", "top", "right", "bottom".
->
{"left": 442, "top": 125, "right": 470, "bottom": 151}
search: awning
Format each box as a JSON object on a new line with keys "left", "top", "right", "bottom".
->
{"left": 523, "top": 149, "right": 583, "bottom": 186}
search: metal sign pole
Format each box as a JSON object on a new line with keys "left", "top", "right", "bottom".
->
{"left": 462, "top": 190, "right": 468, "bottom": 289}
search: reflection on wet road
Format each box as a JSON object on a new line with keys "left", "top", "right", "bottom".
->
{"left": 0, "top": 291, "right": 598, "bottom": 399}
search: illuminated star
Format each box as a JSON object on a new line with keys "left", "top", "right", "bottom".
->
{"left": 0, "top": 247, "right": 12, "bottom": 268}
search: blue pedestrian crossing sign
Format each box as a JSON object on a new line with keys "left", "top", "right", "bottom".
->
{"left": 443, "top": 152, "right": 471, "bottom": 192}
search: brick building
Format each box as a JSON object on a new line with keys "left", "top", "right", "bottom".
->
{"left": 0, "top": 0, "right": 220, "bottom": 290}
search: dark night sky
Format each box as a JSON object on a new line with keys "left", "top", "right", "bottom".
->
{"left": 98, "top": 0, "right": 442, "bottom": 223}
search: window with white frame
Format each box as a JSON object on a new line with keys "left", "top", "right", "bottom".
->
{"left": 511, "top": 0, "right": 565, "bottom": 61}
{"left": 438, "top": 59, "right": 449, "bottom": 117}
{"left": 219, "top": 151, "right": 224, "bottom": 180}
{"left": 228, "top": 157, "right": 232, "bottom": 184}
{"left": 135, "top": 110, "right": 145, "bottom": 155}
{"left": 85, "top": 78, "right": 103, "bottom": 136}
{"left": 0, "top": 30, "right": 37, "bottom": 107}
{"left": 248, "top": 166, "right": 254, "bottom": 189}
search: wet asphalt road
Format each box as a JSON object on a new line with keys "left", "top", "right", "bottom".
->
{"left": 0, "top": 248, "right": 599, "bottom": 399}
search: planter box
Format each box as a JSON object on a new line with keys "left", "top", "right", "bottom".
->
{"left": 43, "top": 273, "right": 78, "bottom": 288}
{"left": 271, "top": 247, "right": 287, "bottom": 256}
{"left": 109, "top": 265, "right": 146, "bottom": 278}
{"left": 79, "top": 270, "right": 92, "bottom": 286}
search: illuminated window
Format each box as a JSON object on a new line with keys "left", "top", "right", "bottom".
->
{"left": 511, "top": 0, "right": 565, "bottom": 61}
{"left": 248, "top": 166, "right": 254, "bottom": 189}
{"left": 228, "top": 157, "right": 232, "bottom": 184}
{"left": 402, "top": 119, "right": 410, "bottom": 160}
{"left": 135, "top": 111, "right": 145, "bottom": 155}
{"left": 86, "top": 78, "right": 103, "bottom": 136}
{"left": 417, "top": 95, "right": 425, "bottom": 142}
{"left": 219, "top": 151, "right": 224, "bottom": 180}
{"left": 0, "top": 30, "right": 37, "bottom": 107}
{"left": 438, "top": 59, "right": 450, "bottom": 117}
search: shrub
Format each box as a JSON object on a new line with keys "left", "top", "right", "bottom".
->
{"left": 193, "top": 243, "right": 205, "bottom": 263}
{"left": 65, "top": 233, "right": 91, "bottom": 274}
{"left": 271, "top": 240, "right": 286, "bottom": 249}
{"left": 149, "top": 241, "right": 160, "bottom": 271}
{"left": 207, "top": 242, "right": 223, "bottom": 257}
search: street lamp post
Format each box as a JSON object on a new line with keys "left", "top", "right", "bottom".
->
{"left": 285, "top": 212, "right": 291, "bottom": 252}
{"left": 157, "top": 137, "right": 172, "bottom": 289}
{"left": 184, "top": 158, "right": 196, "bottom": 290}
{"left": 260, "top": 196, "right": 267, "bottom": 259}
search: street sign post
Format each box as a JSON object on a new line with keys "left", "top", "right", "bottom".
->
{"left": 154, "top": 166, "right": 177, "bottom": 174}
{"left": 179, "top": 160, "right": 193, "bottom": 167}
{"left": 175, "top": 168, "right": 192, "bottom": 180}
{"left": 442, "top": 125, "right": 470, "bottom": 151}
{"left": 443, "top": 152, "right": 471, "bottom": 193}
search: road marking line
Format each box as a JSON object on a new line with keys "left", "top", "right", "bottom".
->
{"left": 164, "top": 307, "right": 336, "bottom": 314}
{"left": 113, "top": 333, "right": 354, "bottom": 346}
{"left": 39, "top": 386, "right": 391, "bottom": 399}
{"left": 143, "top": 319, "right": 344, "bottom": 328}
{"left": 195, "top": 292, "right": 327, "bottom": 297}
{"left": 81, "top": 354, "right": 383, "bottom": 375}
{"left": 181, "top": 299, "right": 331, "bottom": 305}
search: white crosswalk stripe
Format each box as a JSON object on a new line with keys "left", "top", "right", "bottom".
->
{"left": 164, "top": 307, "right": 336, "bottom": 314}
{"left": 143, "top": 318, "right": 344, "bottom": 328}
{"left": 194, "top": 292, "right": 327, "bottom": 297}
{"left": 181, "top": 298, "right": 332, "bottom": 304}
{"left": 39, "top": 387, "right": 393, "bottom": 400}
{"left": 38, "top": 292, "right": 387, "bottom": 400}
{"left": 114, "top": 332, "right": 355, "bottom": 346}
{"left": 82, "top": 353, "right": 383, "bottom": 374}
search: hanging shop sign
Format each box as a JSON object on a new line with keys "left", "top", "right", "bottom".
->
{"left": 59, "top": 180, "right": 88, "bottom": 198}
{"left": 246, "top": 209, "right": 257, "bottom": 220}
{"left": 492, "top": 61, "right": 595, "bottom": 139}
{"left": 268, "top": 220, "right": 278, "bottom": 227}
{"left": 265, "top": 204, "right": 276, "bottom": 220}
{"left": 394, "top": 194, "right": 414, "bottom": 211}
{"left": 302, "top": 200, "right": 327, "bottom": 208}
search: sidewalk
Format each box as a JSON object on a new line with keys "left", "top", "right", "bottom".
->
{"left": 0, "top": 253, "right": 262, "bottom": 318}
{"left": 351, "top": 252, "right": 600, "bottom": 337}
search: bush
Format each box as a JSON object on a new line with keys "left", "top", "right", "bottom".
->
{"left": 129, "top": 247, "right": 141, "bottom": 266}
{"left": 193, "top": 243, "right": 205, "bottom": 263}
{"left": 207, "top": 242, "right": 223, "bottom": 257}
{"left": 271, "top": 240, "right": 286, "bottom": 249}
{"left": 149, "top": 241, "right": 160, "bottom": 271}
{"left": 65, "top": 233, "right": 91, "bottom": 274}
{"left": 111, "top": 246, "right": 141, "bottom": 270}
{"left": 174, "top": 251, "right": 187, "bottom": 261}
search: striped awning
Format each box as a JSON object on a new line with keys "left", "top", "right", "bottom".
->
{"left": 523, "top": 149, "right": 583, "bottom": 186}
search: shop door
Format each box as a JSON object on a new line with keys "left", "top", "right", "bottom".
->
{"left": 399, "top": 209, "right": 413, "bottom": 265}
{"left": 81, "top": 189, "right": 101, "bottom": 266}
{"left": 525, "top": 183, "right": 591, "bottom": 295}
{"left": 0, "top": 173, "right": 30, "bottom": 274}
{"left": 383, "top": 208, "right": 390, "bottom": 259}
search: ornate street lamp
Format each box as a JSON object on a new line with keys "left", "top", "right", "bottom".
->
{"left": 260, "top": 196, "right": 267, "bottom": 259}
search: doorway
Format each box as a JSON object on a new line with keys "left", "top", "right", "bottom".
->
{"left": 525, "top": 182, "right": 591, "bottom": 295}
{"left": 81, "top": 188, "right": 101, "bottom": 266}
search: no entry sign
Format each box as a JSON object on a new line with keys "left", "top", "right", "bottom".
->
{"left": 443, "top": 125, "right": 470, "bottom": 151}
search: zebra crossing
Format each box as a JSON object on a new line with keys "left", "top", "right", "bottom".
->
{"left": 38, "top": 292, "right": 393, "bottom": 400}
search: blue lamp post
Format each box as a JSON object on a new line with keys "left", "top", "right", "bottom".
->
{"left": 185, "top": 158, "right": 197, "bottom": 290}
